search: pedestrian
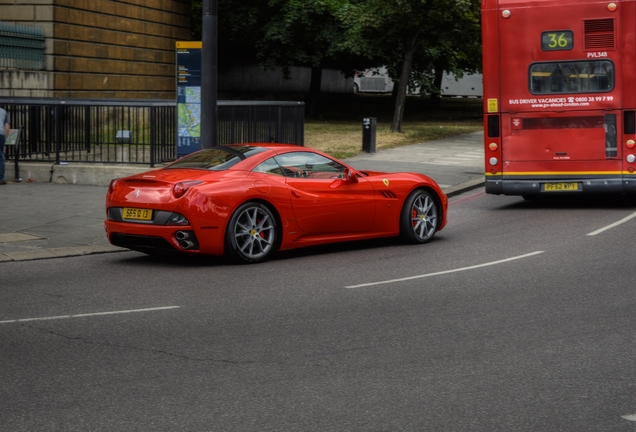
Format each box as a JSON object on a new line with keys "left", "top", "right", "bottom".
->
{"left": 0, "top": 106, "right": 10, "bottom": 185}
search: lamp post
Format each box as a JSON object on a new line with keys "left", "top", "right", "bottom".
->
{"left": 200, "top": 0, "right": 218, "bottom": 148}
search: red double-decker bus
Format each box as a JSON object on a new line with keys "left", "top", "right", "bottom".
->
{"left": 482, "top": 0, "right": 636, "bottom": 196}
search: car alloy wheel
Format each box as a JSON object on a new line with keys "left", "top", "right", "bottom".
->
{"left": 400, "top": 189, "right": 438, "bottom": 244}
{"left": 225, "top": 202, "right": 277, "bottom": 263}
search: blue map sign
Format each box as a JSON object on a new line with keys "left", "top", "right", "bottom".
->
{"left": 176, "top": 41, "right": 202, "bottom": 157}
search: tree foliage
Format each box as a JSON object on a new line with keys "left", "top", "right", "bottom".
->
{"left": 193, "top": 1, "right": 371, "bottom": 117}
{"left": 332, "top": 0, "right": 481, "bottom": 131}
{"left": 256, "top": 0, "right": 354, "bottom": 116}
{"left": 190, "top": 0, "right": 482, "bottom": 126}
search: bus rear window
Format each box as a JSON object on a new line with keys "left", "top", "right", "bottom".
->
{"left": 529, "top": 60, "right": 614, "bottom": 94}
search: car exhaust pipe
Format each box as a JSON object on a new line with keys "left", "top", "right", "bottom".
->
{"left": 179, "top": 240, "right": 194, "bottom": 250}
{"left": 175, "top": 231, "right": 190, "bottom": 241}
{"left": 176, "top": 231, "right": 196, "bottom": 250}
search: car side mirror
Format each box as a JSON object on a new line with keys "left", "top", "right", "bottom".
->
{"left": 344, "top": 168, "right": 359, "bottom": 184}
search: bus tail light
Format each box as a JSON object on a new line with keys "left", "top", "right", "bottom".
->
{"left": 605, "top": 114, "right": 617, "bottom": 158}
{"left": 627, "top": 154, "right": 635, "bottom": 163}
{"left": 487, "top": 115, "right": 500, "bottom": 138}
{"left": 624, "top": 111, "right": 635, "bottom": 134}
{"left": 485, "top": 116, "right": 501, "bottom": 175}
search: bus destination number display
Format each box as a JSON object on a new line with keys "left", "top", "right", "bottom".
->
{"left": 541, "top": 31, "right": 573, "bottom": 51}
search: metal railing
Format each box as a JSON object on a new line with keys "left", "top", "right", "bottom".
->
{"left": 1, "top": 98, "right": 305, "bottom": 167}
{"left": 0, "top": 21, "right": 45, "bottom": 70}
{"left": 219, "top": 101, "right": 305, "bottom": 147}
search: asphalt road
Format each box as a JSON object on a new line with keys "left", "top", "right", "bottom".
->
{"left": 2, "top": 191, "right": 636, "bottom": 431}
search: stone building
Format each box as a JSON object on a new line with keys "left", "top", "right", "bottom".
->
{"left": 0, "top": 0, "right": 191, "bottom": 99}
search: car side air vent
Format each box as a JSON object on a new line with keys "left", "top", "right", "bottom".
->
{"left": 380, "top": 190, "right": 397, "bottom": 199}
{"left": 584, "top": 19, "right": 615, "bottom": 49}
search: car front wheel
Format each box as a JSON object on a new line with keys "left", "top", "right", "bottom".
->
{"left": 225, "top": 202, "right": 277, "bottom": 263}
{"left": 400, "top": 189, "right": 439, "bottom": 244}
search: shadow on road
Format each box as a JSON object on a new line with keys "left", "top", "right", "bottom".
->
{"left": 109, "top": 235, "right": 446, "bottom": 267}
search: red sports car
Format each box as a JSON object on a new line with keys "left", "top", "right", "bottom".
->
{"left": 105, "top": 144, "right": 448, "bottom": 263}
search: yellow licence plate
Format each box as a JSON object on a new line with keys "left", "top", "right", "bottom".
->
{"left": 123, "top": 207, "right": 153, "bottom": 221}
{"left": 544, "top": 182, "right": 579, "bottom": 191}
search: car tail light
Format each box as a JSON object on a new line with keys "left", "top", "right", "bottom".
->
{"left": 108, "top": 179, "right": 118, "bottom": 194}
{"left": 172, "top": 180, "right": 203, "bottom": 198}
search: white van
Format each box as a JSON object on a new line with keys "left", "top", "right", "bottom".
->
{"left": 439, "top": 73, "right": 482, "bottom": 97}
{"left": 353, "top": 68, "right": 482, "bottom": 97}
{"left": 353, "top": 67, "right": 394, "bottom": 93}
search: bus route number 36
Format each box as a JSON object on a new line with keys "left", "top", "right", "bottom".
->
{"left": 541, "top": 31, "right": 573, "bottom": 51}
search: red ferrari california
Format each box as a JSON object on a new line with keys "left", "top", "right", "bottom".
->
{"left": 105, "top": 144, "right": 448, "bottom": 263}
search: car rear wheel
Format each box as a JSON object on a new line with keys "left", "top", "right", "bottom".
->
{"left": 225, "top": 202, "right": 277, "bottom": 264}
{"left": 400, "top": 189, "right": 439, "bottom": 244}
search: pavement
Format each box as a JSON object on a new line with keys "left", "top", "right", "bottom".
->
{"left": 0, "top": 131, "right": 485, "bottom": 263}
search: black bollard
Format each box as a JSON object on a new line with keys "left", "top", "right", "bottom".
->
{"left": 362, "top": 117, "right": 376, "bottom": 153}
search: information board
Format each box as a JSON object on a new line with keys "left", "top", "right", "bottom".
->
{"left": 176, "top": 41, "right": 202, "bottom": 157}
{"left": 4, "top": 128, "right": 21, "bottom": 146}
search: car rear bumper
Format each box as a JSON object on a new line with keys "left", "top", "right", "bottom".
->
{"left": 104, "top": 220, "right": 220, "bottom": 256}
{"left": 485, "top": 175, "right": 636, "bottom": 195}
{"left": 110, "top": 233, "right": 180, "bottom": 255}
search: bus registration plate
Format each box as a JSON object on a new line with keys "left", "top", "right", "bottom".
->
{"left": 544, "top": 182, "right": 579, "bottom": 192}
{"left": 123, "top": 207, "right": 152, "bottom": 220}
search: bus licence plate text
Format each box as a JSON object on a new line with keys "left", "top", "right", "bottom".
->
{"left": 123, "top": 207, "right": 152, "bottom": 220}
{"left": 544, "top": 182, "right": 579, "bottom": 191}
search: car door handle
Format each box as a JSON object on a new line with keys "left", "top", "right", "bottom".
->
{"left": 292, "top": 191, "right": 301, "bottom": 198}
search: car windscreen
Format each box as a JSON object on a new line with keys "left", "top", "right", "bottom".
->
{"left": 165, "top": 146, "right": 268, "bottom": 170}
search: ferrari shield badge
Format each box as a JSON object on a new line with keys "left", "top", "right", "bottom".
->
{"left": 383, "top": 179, "right": 390, "bottom": 187}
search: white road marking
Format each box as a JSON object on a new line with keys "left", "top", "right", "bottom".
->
{"left": 587, "top": 211, "right": 636, "bottom": 236}
{"left": 346, "top": 251, "right": 545, "bottom": 289}
{"left": 622, "top": 414, "right": 636, "bottom": 421}
{"left": 0, "top": 306, "right": 181, "bottom": 324}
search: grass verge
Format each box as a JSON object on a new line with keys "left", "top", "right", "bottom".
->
{"left": 303, "top": 94, "right": 484, "bottom": 159}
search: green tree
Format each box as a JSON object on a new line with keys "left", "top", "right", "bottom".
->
{"left": 256, "top": 0, "right": 362, "bottom": 117}
{"left": 192, "top": 1, "right": 370, "bottom": 117}
{"left": 419, "top": 3, "right": 481, "bottom": 108}
{"left": 334, "top": 0, "right": 481, "bottom": 131}
{"left": 191, "top": 0, "right": 202, "bottom": 40}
